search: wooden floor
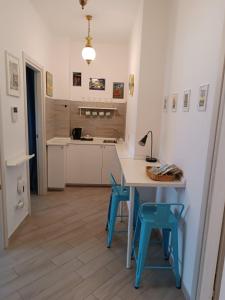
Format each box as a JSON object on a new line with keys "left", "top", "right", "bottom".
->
{"left": 0, "top": 187, "right": 185, "bottom": 300}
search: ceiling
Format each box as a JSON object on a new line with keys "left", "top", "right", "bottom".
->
{"left": 30, "top": 0, "right": 140, "bottom": 43}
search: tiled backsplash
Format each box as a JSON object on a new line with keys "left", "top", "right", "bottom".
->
{"left": 45, "top": 98, "right": 126, "bottom": 140}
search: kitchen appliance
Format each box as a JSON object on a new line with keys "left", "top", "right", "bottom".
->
{"left": 72, "top": 128, "right": 82, "bottom": 140}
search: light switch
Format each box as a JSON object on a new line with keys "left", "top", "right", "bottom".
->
{"left": 11, "top": 106, "right": 18, "bottom": 123}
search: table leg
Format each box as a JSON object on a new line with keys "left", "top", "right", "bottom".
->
{"left": 126, "top": 186, "right": 135, "bottom": 268}
{"left": 120, "top": 173, "right": 125, "bottom": 223}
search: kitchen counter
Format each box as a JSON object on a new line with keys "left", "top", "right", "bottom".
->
{"left": 47, "top": 137, "right": 123, "bottom": 146}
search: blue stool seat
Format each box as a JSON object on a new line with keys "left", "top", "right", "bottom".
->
{"left": 106, "top": 174, "right": 139, "bottom": 248}
{"left": 132, "top": 203, "right": 184, "bottom": 289}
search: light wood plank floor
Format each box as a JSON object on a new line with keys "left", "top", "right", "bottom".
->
{"left": 0, "top": 187, "right": 185, "bottom": 300}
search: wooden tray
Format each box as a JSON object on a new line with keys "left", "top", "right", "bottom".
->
{"left": 146, "top": 166, "right": 176, "bottom": 182}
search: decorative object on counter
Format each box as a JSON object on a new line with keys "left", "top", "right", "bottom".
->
{"left": 139, "top": 130, "right": 157, "bottom": 163}
{"left": 80, "top": 135, "right": 93, "bottom": 141}
{"left": 46, "top": 71, "right": 53, "bottom": 97}
{"left": 73, "top": 72, "right": 82, "bottom": 86}
{"left": 171, "top": 93, "right": 178, "bottom": 112}
{"left": 163, "top": 96, "right": 168, "bottom": 112}
{"left": 79, "top": 0, "right": 88, "bottom": 9}
{"left": 72, "top": 127, "right": 82, "bottom": 140}
{"left": 82, "top": 15, "right": 96, "bottom": 65}
{"left": 89, "top": 78, "right": 105, "bottom": 90}
{"left": 183, "top": 89, "right": 191, "bottom": 112}
{"left": 198, "top": 84, "right": 209, "bottom": 112}
{"left": 5, "top": 51, "right": 20, "bottom": 97}
{"left": 129, "top": 74, "right": 134, "bottom": 96}
{"left": 113, "top": 82, "right": 124, "bottom": 99}
{"left": 146, "top": 164, "right": 183, "bottom": 182}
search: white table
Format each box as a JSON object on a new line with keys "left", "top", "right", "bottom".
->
{"left": 116, "top": 146, "right": 186, "bottom": 268}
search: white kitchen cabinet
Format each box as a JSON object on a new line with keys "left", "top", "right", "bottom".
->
{"left": 66, "top": 144, "right": 102, "bottom": 184}
{"left": 102, "top": 145, "right": 121, "bottom": 184}
{"left": 47, "top": 145, "right": 66, "bottom": 189}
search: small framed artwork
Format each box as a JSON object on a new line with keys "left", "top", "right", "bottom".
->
{"left": 129, "top": 74, "right": 134, "bottom": 96}
{"left": 113, "top": 82, "right": 124, "bottom": 99}
{"left": 46, "top": 71, "right": 53, "bottom": 97}
{"left": 171, "top": 94, "right": 178, "bottom": 112}
{"left": 163, "top": 96, "right": 168, "bottom": 112}
{"left": 5, "top": 51, "right": 20, "bottom": 97}
{"left": 89, "top": 78, "right": 105, "bottom": 91}
{"left": 183, "top": 89, "right": 191, "bottom": 112}
{"left": 73, "top": 72, "right": 82, "bottom": 86}
{"left": 198, "top": 84, "right": 209, "bottom": 111}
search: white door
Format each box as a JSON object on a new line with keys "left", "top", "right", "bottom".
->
{"left": 102, "top": 145, "right": 121, "bottom": 185}
{"left": 66, "top": 144, "right": 102, "bottom": 184}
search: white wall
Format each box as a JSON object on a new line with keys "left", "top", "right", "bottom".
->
{"left": 159, "top": 0, "right": 225, "bottom": 297}
{"left": 125, "top": 0, "right": 169, "bottom": 159}
{"left": 0, "top": 0, "right": 55, "bottom": 236}
{"left": 70, "top": 42, "right": 128, "bottom": 102}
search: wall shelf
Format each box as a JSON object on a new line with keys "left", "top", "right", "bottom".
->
{"left": 6, "top": 154, "right": 35, "bottom": 167}
{"left": 78, "top": 106, "right": 118, "bottom": 117}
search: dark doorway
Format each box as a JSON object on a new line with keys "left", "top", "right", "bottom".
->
{"left": 26, "top": 66, "right": 38, "bottom": 194}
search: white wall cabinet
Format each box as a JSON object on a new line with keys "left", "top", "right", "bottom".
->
{"left": 66, "top": 144, "right": 102, "bottom": 184}
{"left": 48, "top": 143, "right": 121, "bottom": 188}
{"left": 47, "top": 145, "right": 66, "bottom": 189}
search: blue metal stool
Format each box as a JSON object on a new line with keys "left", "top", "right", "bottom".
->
{"left": 132, "top": 203, "right": 184, "bottom": 289}
{"left": 106, "top": 174, "right": 139, "bottom": 248}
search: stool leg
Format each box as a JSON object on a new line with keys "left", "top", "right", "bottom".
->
{"left": 105, "top": 193, "right": 112, "bottom": 231}
{"left": 132, "top": 214, "right": 141, "bottom": 259}
{"left": 171, "top": 226, "right": 181, "bottom": 289}
{"left": 107, "top": 197, "right": 119, "bottom": 248}
{"left": 162, "top": 228, "right": 170, "bottom": 260}
{"left": 135, "top": 223, "right": 151, "bottom": 289}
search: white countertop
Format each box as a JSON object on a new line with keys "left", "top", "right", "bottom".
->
{"left": 47, "top": 137, "right": 123, "bottom": 146}
{"left": 119, "top": 158, "right": 186, "bottom": 187}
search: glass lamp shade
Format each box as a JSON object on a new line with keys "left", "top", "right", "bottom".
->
{"left": 82, "top": 46, "right": 96, "bottom": 64}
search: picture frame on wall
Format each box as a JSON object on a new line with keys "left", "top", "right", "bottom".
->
{"left": 5, "top": 51, "right": 20, "bottom": 97}
{"left": 73, "top": 72, "right": 82, "bottom": 86}
{"left": 163, "top": 96, "right": 168, "bottom": 112}
{"left": 46, "top": 71, "right": 53, "bottom": 97}
{"left": 89, "top": 78, "right": 105, "bottom": 91}
{"left": 113, "top": 82, "right": 124, "bottom": 99}
{"left": 198, "top": 84, "right": 209, "bottom": 111}
{"left": 183, "top": 89, "right": 191, "bottom": 112}
{"left": 129, "top": 74, "right": 134, "bottom": 96}
{"left": 171, "top": 94, "right": 178, "bottom": 112}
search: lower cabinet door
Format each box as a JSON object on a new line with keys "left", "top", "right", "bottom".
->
{"left": 102, "top": 145, "right": 121, "bottom": 185}
{"left": 66, "top": 144, "right": 102, "bottom": 184}
{"left": 48, "top": 145, "right": 65, "bottom": 189}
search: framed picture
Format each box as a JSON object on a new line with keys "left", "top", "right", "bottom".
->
{"left": 183, "top": 89, "right": 191, "bottom": 112}
{"left": 89, "top": 78, "right": 105, "bottom": 91}
{"left": 171, "top": 94, "right": 178, "bottom": 112}
{"left": 129, "top": 74, "right": 134, "bottom": 96}
{"left": 163, "top": 96, "right": 168, "bottom": 112}
{"left": 5, "top": 51, "right": 20, "bottom": 97}
{"left": 46, "top": 71, "right": 53, "bottom": 97}
{"left": 198, "top": 84, "right": 209, "bottom": 111}
{"left": 113, "top": 82, "right": 124, "bottom": 99}
{"left": 73, "top": 72, "right": 82, "bottom": 86}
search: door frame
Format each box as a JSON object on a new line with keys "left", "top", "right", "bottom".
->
{"left": 0, "top": 89, "right": 8, "bottom": 249}
{"left": 22, "top": 52, "right": 47, "bottom": 213}
{"left": 194, "top": 27, "right": 225, "bottom": 299}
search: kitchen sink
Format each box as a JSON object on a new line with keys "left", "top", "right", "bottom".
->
{"left": 103, "top": 139, "right": 117, "bottom": 144}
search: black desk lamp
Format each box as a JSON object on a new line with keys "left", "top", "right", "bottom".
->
{"left": 139, "top": 130, "right": 157, "bottom": 162}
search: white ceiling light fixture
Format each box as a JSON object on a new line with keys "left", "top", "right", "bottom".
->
{"left": 82, "top": 15, "right": 96, "bottom": 65}
{"left": 79, "top": 0, "right": 88, "bottom": 10}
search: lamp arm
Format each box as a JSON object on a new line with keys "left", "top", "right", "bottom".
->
{"left": 145, "top": 130, "right": 153, "bottom": 158}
